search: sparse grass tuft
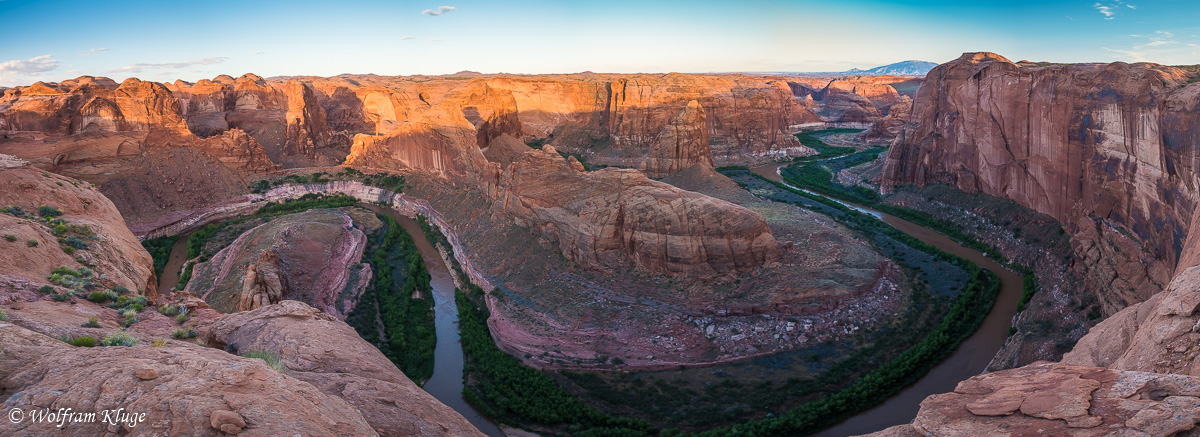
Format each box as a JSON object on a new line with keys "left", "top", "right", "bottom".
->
{"left": 242, "top": 351, "right": 286, "bottom": 372}
{"left": 83, "top": 316, "right": 100, "bottom": 328}
{"left": 100, "top": 332, "right": 139, "bottom": 347}
{"left": 66, "top": 336, "right": 97, "bottom": 347}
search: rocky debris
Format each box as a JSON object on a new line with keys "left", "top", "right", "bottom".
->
{"left": 881, "top": 52, "right": 1198, "bottom": 312}
{"left": 496, "top": 146, "right": 781, "bottom": 277}
{"left": 207, "top": 301, "right": 485, "bottom": 436}
{"left": 0, "top": 166, "right": 155, "bottom": 298}
{"left": 0, "top": 322, "right": 378, "bottom": 437}
{"left": 863, "top": 362, "right": 1200, "bottom": 437}
{"left": 236, "top": 250, "right": 286, "bottom": 311}
{"left": 639, "top": 100, "right": 713, "bottom": 178}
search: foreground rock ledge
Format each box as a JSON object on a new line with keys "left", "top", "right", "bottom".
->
{"left": 865, "top": 362, "right": 1200, "bottom": 437}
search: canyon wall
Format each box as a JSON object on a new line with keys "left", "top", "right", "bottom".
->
{"left": 882, "top": 52, "right": 1200, "bottom": 310}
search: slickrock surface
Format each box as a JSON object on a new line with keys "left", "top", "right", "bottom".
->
{"left": 0, "top": 322, "right": 379, "bottom": 437}
{"left": 865, "top": 362, "right": 1200, "bottom": 437}
{"left": 207, "top": 301, "right": 485, "bottom": 437}
{"left": 0, "top": 163, "right": 154, "bottom": 297}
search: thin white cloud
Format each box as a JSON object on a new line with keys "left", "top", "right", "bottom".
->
{"left": 78, "top": 48, "right": 108, "bottom": 57}
{"left": 252, "top": 51, "right": 266, "bottom": 55}
{"left": 0, "top": 55, "right": 58, "bottom": 75}
{"left": 108, "top": 56, "right": 227, "bottom": 73}
{"left": 422, "top": 5, "right": 455, "bottom": 16}
{"left": 401, "top": 36, "right": 415, "bottom": 40}
{"left": 1094, "top": 3, "right": 1115, "bottom": 19}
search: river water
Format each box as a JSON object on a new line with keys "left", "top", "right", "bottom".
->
{"left": 159, "top": 205, "right": 504, "bottom": 436}
{"left": 362, "top": 205, "right": 506, "bottom": 437}
{"left": 750, "top": 163, "right": 1022, "bottom": 436}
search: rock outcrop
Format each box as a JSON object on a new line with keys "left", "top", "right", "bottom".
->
{"left": 236, "top": 250, "right": 286, "bottom": 311}
{"left": 0, "top": 322, "right": 378, "bottom": 436}
{"left": 639, "top": 100, "right": 713, "bottom": 178}
{"left": 868, "top": 362, "right": 1200, "bottom": 437}
{"left": 184, "top": 209, "right": 371, "bottom": 317}
{"left": 0, "top": 163, "right": 155, "bottom": 297}
{"left": 207, "top": 301, "right": 485, "bottom": 437}
{"left": 496, "top": 146, "right": 781, "bottom": 276}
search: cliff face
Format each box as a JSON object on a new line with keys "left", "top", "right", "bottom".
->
{"left": 496, "top": 146, "right": 780, "bottom": 276}
{"left": 639, "top": 100, "right": 714, "bottom": 178}
{"left": 882, "top": 52, "right": 1200, "bottom": 310}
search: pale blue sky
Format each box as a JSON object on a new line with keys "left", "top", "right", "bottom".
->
{"left": 0, "top": 0, "right": 1197, "bottom": 86}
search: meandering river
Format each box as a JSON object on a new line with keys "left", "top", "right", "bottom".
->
{"left": 159, "top": 176, "right": 1017, "bottom": 436}
{"left": 750, "top": 162, "right": 1022, "bottom": 436}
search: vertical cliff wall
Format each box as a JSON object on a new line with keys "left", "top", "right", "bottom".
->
{"left": 882, "top": 52, "right": 1200, "bottom": 309}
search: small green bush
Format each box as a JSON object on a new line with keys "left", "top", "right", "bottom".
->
{"left": 4, "top": 234, "right": 15, "bottom": 242}
{"left": 83, "top": 316, "right": 100, "bottom": 328}
{"left": 37, "top": 205, "right": 63, "bottom": 218}
{"left": 53, "top": 293, "right": 71, "bottom": 302}
{"left": 68, "top": 336, "right": 97, "bottom": 347}
{"left": 175, "top": 313, "right": 189, "bottom": 324}
{"left": 0, "top": 308, "right": 6, "bottom": 321}
{"left": 100, "top": 332, "right": 139, "bottom": 347}
{"left": 27, "top": 239, "right": 38, "bottom": 247}
{"left": 171, "top": 328, "right": 197, "bottom": 339}
{"left": 159, "top": 304, "right": 181, "bottom": 316}
{"left": 86, "top": 291, "right": 111, "bottom": 303}
{"left": 111, "top": 285, "right": 129, "bottom": 295}
{"left": 38, "top": 285, "right": 54, "bottom": 294}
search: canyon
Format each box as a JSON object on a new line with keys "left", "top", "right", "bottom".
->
{"left": 4, "top": 50, "right": 1200, "bottom": 437}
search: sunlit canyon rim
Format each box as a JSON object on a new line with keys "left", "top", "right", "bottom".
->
{"left": 3, "top": 4, "right": 1200, "bottom": 436}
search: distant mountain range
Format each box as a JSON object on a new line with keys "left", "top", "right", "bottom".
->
{"left": 843, "top": 60, "right": 938, "bottom": 76}
{"left": 761, "top": 60, "right": 938, "bottom": 77}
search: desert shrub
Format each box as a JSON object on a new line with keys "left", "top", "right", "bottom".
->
{"left": 171, "top": 328, "right": 191, "bottom": 339}
{"left": 53, "top": 293, "right": 71, "bottom": 302}
{"left": 140, "top": 236, "right": 177, "bottom": 277}
{"left": 152, "top": 338, "right": 168, "bottom": 347}
{"left": 159, "top": 304, "right": 181, "bottom": 316}
{"left": 86, "top": 291, "right": 115, "bottom": 303}
{"left": 67, "top": 336, "right": 97, "bottom": 347}
{"left": 100, "top": 332, "right": 139, "bottom": 347}
{"left": 37, "top": 205, "right": 63, "bottom": 218}
{"left": 38, "top": 285, "right": 54, "bottom": 294}
{"left": 27, "top": 239, "right": 38, "bottom": 247}
{"left": 83, "top": 316, "right": 100, "bottom": 328}
{"left": 0, "top": 309, "right": 6, "bottom": 321}
{"left": 175, "top": 313, "right": 189, "bottom": 324}
{"left": 64, "top": 236, "right": 89, "bottom": 250}
{"left": 4, "top": 234, "right": 15, "bottom": 242}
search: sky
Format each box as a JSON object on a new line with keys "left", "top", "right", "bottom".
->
{"left": 0, "top": 0, "right": 1198, "bottom": 86}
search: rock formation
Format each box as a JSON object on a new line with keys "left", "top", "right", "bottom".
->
{"left": 0, "top": 162, "right": 155, "bottom": 297}
{"left": 0, "top": 322, "right": 378, "bottom": 436}
{"left": 639, "top": 100, "right": 713, "bottom": 178}
{"left": 496, "top": 146, "right": 781, "bottom": 276}
{"left": 185, "top": 209, "right": 371, "bottom": 317}
{"left": 882, "top": 52, "right": 1199, "bottom": 313}
{"left": 207, "top": 301, "right": 486, "bottom": 437}
{"left": 868, "top": 362, "right": 1200, "bottom": 436}
{"left": 236, "top": 250, "right": 286, "bottom": 311}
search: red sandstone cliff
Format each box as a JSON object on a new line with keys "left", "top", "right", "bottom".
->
{"left": 882, "top": 52, "right": 1199, "bottom": 311}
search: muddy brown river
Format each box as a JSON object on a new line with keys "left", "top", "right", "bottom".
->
{"left": 751, "top": 162, "right": 1022, "bottom": 436}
